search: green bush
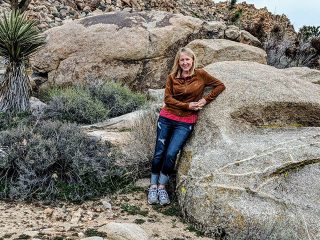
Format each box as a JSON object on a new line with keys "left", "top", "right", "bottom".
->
{"left": 45, "top": 86, "right": 109, "bottom": 124}
{"left": 299, "top": 25, "right": 320, "bottom": 41}
{"left": 230, "top": 8, "right": 243, "bottom": 25}
{"left": 88, "top": 82, "right": 146, "bottom": 118}
{"left": 0, "top": 120, "right": 131, "bottom": 202}
{"left": 41, "top": 83, "right": 147, "bottom": 124}
{"left": 229, "top": 0, "right": 237, "bottom": 9}
{"left": 0, "top": 112, "right": 32, "bottom": 131}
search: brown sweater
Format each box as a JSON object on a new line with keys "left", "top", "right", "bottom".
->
{"left": 163, "top": 68, "right": 225, "bottom": 116}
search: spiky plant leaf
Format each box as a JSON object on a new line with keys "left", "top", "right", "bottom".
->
{"left": 0, "top": 10, "right": 46, "bottom": 63}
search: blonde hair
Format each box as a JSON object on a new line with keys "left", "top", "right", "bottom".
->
{"left": 170, "top": 47, "right": 197, "bottom": 78}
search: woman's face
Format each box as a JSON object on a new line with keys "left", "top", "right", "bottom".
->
{"left": 179, "top": 52, "right": 193, "bottom": 73}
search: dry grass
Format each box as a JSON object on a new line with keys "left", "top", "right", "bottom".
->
{"left": 128, "top": 105, "right": 159, "bottom": 177}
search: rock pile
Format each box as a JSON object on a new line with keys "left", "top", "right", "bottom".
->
{"left": 0, "top": 0, "right": 294, "bottom": 36}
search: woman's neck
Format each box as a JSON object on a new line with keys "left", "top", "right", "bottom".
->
{"left": 181, "top": 71, "right": 190, "bottom": 78}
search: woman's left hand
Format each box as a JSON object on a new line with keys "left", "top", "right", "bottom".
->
{"left": 196, "top": 98, "right": 207, "bottom": 108}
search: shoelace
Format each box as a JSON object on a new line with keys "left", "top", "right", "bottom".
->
{"left": 149, "top": 188, "right": 157, "bottom": 198}
{"left": 158, "top": 189, "right": 168, "bottom": 200}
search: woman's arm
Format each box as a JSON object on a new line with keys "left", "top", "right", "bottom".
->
{"left": 164, "top": 75, "right": 190, "bottom": 110}
{"left": 200, "top": 69, "right": 226, "bottom": 104}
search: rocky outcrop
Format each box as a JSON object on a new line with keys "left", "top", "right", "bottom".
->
{"left": 222, "top": 25, "right": 261, "bottom": 47}
{"left": 177, "top": 61, "right": 320, "bottom": 239}
{"left": 30, "top": 11, "right": 228, "bottom": 91}
{"left": 0, "top": 0, "right": 218, "bottom": 32}
{"left": 0, "top": 0, "right": 295, "bottom": 38}
{"left": 186, "top": 39, "right": 267, "bottom": 67}
{"left": 214, "top": 2, "right": 296, "bottom": 40}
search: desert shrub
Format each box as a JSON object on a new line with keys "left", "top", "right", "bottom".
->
{"left": 230, "top": 8, "right": 243, "bottom": 25}
{"left": 44, "top": 86, "right": 109, "bottom": 124}
{"left": 265, "top": 34, "right": 320, "bottom": 69}
{"left": 298, "top": 25, "right": 320, "bottom": 41}
{"left": 0, "top": 120, "right": 133, "bottom": 201}
{"left": 41, "top": 83, "right": 147, "bottom": 124}
{"left": 310, "top": 37, "right": 320, "bottom": 51}
{"left": 246, "top": 17, "right": 266, "bottom": 41}
{"left": 266, "top": 24, "right": 320, "bottom": 69}
{"left": 0, "top": 112, "right": 32, "bottom": 131}
{"left": 88, "top": 82, "right": 147, "bottom": 118}
{"left": 127, "top": 106, "right": 159, "bottom": 177}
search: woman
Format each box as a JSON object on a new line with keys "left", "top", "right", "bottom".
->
{"left": 148, "top": 47, "right": 225, "bottom": 205}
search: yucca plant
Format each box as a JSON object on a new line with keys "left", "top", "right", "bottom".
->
{"left": 4, "top": 0, "right": 32, "bottom": 13}
{"left": 229, "top": 0, "right": 237, "bottom": 9}
{"left": 0, "top": 10, "right": 45, "bottom": 113}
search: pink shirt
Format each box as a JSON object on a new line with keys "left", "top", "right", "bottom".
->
{"left": 159, "top": 108, "right": 198, "bottom": 124}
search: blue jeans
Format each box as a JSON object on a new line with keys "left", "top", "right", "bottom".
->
{"left": 151, "top": 116, "right": 194, "bottom": 185}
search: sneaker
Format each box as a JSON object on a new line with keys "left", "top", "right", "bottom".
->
{"left": 147, "top": 187, "right": 158, "bottom": 205}
{"left": 158, "top": 188, "right": 170, "bottom": 205}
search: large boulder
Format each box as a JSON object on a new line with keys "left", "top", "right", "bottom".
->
{"left": 31, "top": 11, "right": 226, "bottom": 91}
{"left": 186, "top": 39, "right": 267, "bottom": 67}
{"left": 177, "top": 61, "right": 320, "bottom": 239}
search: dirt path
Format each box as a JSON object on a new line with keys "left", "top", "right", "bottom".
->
{"left": 0, "top": 179, "right": 212, "bottom": 240}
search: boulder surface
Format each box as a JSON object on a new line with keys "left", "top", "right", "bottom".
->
{"left": 186, "top": 39, "right": 267, "bottom": 67}
{"left": 31, "top": 11, "right": 225, "bottom": 91}
{"left": 177, "top": 61, "right": 320, "bottom": 239}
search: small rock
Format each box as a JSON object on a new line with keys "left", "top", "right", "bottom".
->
{"left": 98, "top": 222, "right": 149, "bottom": 240}
{"left": 98, "top": 2, "right": 107, "bottom": 11}
{"left": 38, "top": 23, "right": 49, "bottom": 30}
{"left": 100, "top": 199, "right": 112, "bottom": 210}
{"left": 44, "top": 208, "right": 53, "bottom": 217}
{"left": 203, "top": 21, "right": 227, "bottom": 38}
{"left": 59, "top": 9, "right": 68, "bottom": 18}
{"left": 81, "top": 237, "right": 104, "bottom": 240}
{"left": 30, "top": 97, "right": 47, "bottom": 117}
{"left": 239, "top": 30, "right": 261, "bottom": 47}
{"left": 70, "top": 208, "right": 83, "bottom": 224}
{"left": 123, "top": 7, "right": 132, "bottom": 12}
{"left": 83, "top": 6, "right": 91, "bottom": 13}
{"left": 45, "top": 16, "right": 54, "bottom": 23}
{"left": 225, "top": 25, "right": 240, "bottom": 41}
{"left": 22, "top": 231, "right": 39, "bottom": 237}
{"left": 52, "top": 206, "right": 68, "bottom": 221}
{"left": 54, "top": 17, "right": 62, "bottom": 22}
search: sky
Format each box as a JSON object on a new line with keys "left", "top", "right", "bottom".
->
{"left": 214, "top": 0, "right": 320, "bottom": 31}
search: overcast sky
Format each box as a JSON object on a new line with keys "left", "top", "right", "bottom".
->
{"left": 214, "top": 0, "right": 320, "bottom": 31}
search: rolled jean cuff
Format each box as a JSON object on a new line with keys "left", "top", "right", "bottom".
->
{"left": 158, "top": 172, "right": 169, "bottom": 185}
{"left": 150, "top": 173, "right": 159, "bottom": 185}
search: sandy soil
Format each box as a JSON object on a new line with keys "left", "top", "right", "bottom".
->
{"left": 0, "top": 179, "right": 212, "bottom": 240}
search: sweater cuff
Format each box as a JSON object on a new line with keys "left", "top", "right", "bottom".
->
{"left": 203, "top": 96, "right": 213, "bottom": 104}
{"left": 182, "top": 102, "right": 190, "bottom": 110}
